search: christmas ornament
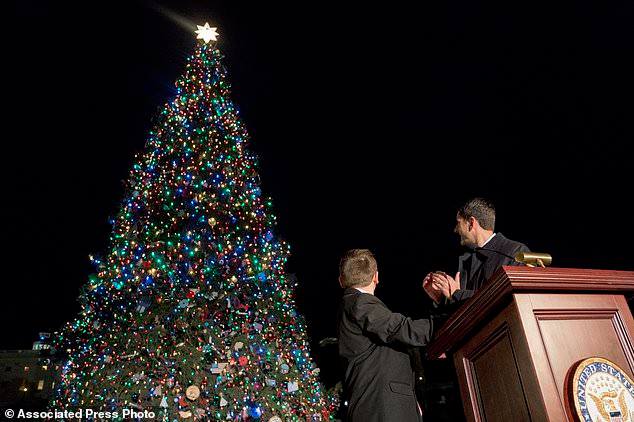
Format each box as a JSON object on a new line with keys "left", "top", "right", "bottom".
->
{"left": 185, "top": 385, "right": 200, "bottom": 401}
{"left": 132, "top": 372, "right": 145, "bottom": 382}
{"left": 210, "top": 362, "right": 228, "bottom": 374}
{"left": 287, "top": 381, "right": 299, "bottom": 393}
{"left": 247, "top": 401, "right": 262, "bottom": 418}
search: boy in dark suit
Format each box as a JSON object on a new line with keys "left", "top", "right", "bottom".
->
{"left": 337, "top": 249, "right": 435, "bottom": 422}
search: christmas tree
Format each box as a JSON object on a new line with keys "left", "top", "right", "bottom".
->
{"left": 52, "top": 23, "right": 330, "bottom": 421}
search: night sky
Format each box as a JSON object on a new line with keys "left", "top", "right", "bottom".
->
{"left": 4, "top": 0, "right": 633, "bottom": 362}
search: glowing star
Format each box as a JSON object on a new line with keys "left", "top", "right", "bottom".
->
{"left": 195, "top": 23, "right": 219, "bottom": 43}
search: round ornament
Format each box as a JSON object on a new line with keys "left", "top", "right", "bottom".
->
{"left": 246, "top": 400, "right": 262, "bottom": 418}
{"left": 186, "top": 385, "right": 200, "bottom": 401}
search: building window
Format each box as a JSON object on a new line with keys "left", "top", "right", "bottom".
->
{"left": 38, "top": 380, "right": 44, "bottom": 390}
{"left": 5, "top": 366, "right": 11, "bottom": 372}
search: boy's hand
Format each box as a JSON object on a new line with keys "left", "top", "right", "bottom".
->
{"left": 423, "top": 273, "right": 443, "bottom": 303}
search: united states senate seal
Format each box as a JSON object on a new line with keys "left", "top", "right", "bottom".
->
{"left": 568, "top": 357, "right": 634, "bottom": 422}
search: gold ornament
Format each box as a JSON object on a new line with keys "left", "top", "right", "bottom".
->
{"left": 186, "top": 385, "right": 200, "bottom": 400}
{"left": 208, "top": 217, "right": 217, "bottom": 227}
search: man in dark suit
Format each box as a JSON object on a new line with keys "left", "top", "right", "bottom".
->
{"left": 417, "top": 198, "right": 530, "bottom": 421}
{"left": 424, "top": 198, "right": 530, "bottom": 307}
{"left": 338, "top": 249, "right": 434, "bottom": 422}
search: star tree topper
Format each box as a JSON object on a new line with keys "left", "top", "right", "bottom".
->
{"left": 195, "top": 22, "right": 219, "bottom": 43}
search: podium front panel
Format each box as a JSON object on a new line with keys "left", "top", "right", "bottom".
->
{"left": 454, "top": 300, "right": 549, "bottom": 422}
{"left": 515, "top": 293, "right": 634, "bottom": 420}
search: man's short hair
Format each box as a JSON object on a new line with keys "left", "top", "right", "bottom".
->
{"left": 458, "top": 198, "right": 496, "bottom": 230}
{"left": 339, "top": 249, "right": 377, "bottom": 288}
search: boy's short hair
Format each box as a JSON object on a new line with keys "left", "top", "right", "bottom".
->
{"left": 339, "top": 249, "right": 377, "bottom": 288}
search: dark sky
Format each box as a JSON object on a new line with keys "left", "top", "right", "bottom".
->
{"left": 3, "top": 0, "right": 633, "bottom": 358}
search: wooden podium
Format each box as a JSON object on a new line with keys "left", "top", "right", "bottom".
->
{"left": 425, "top": 267, "right": 634, "bottom": 421}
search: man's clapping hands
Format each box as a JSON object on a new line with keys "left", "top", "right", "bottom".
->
{"left": 423, "top": 271, "right": 461, "bottom": 303}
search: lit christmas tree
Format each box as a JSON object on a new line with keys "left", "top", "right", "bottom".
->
{"left": 52, "top": 23, "right": 330, "bottom": 421}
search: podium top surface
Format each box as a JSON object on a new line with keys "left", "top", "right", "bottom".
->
{"left": 426, "top": 267, "right": 634, "bottom": 358}
{"left": 492, "top": 266, "right": 634, "bottom": 290}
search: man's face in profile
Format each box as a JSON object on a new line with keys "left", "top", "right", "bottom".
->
{"left": 454, "top": 214, "right": 475, "bottom": 248}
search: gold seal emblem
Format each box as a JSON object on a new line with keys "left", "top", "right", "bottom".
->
{"left": 567, "top": 357, "right": 634, "bottom": 421}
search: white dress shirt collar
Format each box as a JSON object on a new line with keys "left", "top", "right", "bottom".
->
{"left": 482, "top": 232, "right": 497, "bottom": 247}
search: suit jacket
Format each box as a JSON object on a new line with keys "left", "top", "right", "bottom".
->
{"left": 450, "top": 233, "right": 530, "bottom": 303}
{"left": 338, "top": 288, "right": 434, "bottom": 422}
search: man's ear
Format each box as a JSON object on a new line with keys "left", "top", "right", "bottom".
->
{"left": 338, "top": 275, "right": 345, "bottom": 288}
{"left": 373, "top": 271, "right": 379, "bottom": 286}
{"left": 468, "top": 216, "right": 477, "bottom": 231}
